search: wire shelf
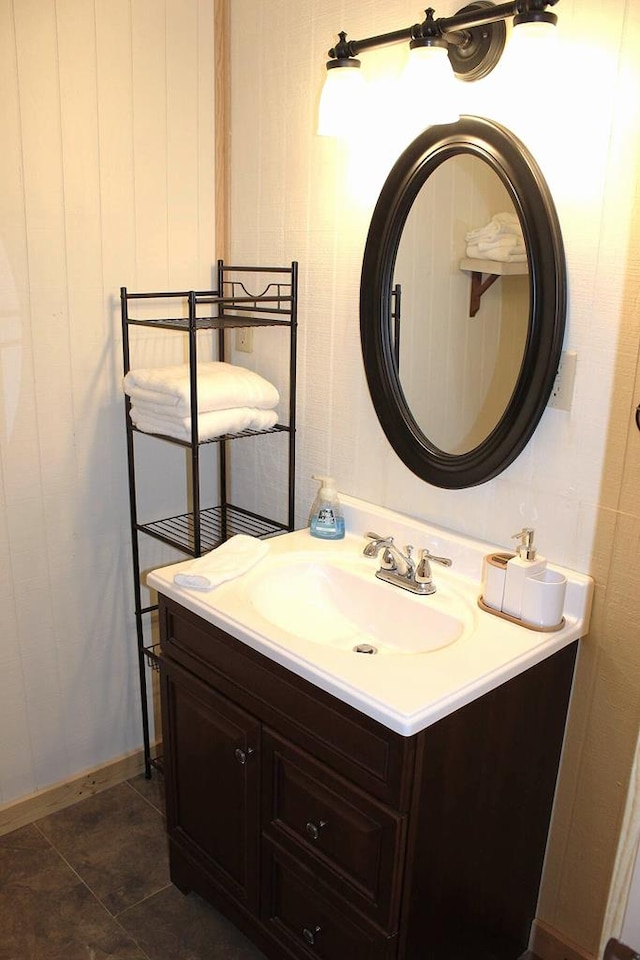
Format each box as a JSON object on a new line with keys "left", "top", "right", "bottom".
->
{"left": 138, "top": 504, "right": 287, "bottom": 556}
{"left": 132, "top": 422, "right": 289, "bottom": 448}
{"left": 144, "top": 644, "right": 162, "bottom": 672}
{"left": 126, "top": 314, "right": 292, "bottom": 332}
{"left": 149, "top": 755, "right": 164, "bottom": 774}
{"left": 125, "top": 279, "right": 295, "bottom": 331}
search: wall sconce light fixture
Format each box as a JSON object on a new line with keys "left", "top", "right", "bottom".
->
{"left": 318, "top": 0, "right": 560, "bottom": 136}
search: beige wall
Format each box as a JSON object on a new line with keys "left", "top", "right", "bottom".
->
{"left": 228, "top": 0, "right": 640, "bottom": 955}
{"left": 0, "top": 0, "right": 216, "bottom": 803}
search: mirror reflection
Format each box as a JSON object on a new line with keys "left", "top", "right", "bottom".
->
{"left": 360, "top": 116, "right": 566, "bottom": 488}
{"left": 393, "top": 155, "right": 530, "bottom": 455}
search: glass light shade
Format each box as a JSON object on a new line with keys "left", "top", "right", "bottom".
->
{"left": 511, "top": 17, "right": 558, "bottom": 46}
{"left": 317, "top": 62, "right": 366, "bottom": 137}
{"left": 504, "top": 16, "right": 558, "bottom": 80}
{"left": 400, "top": 44, "right": 460, "bottom": 130}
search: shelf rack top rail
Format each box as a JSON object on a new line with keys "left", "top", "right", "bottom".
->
{"left": 122, "top": 261, "right": 297, "bottom": 330}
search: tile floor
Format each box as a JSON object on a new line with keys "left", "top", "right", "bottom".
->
{"left": 0, "top": 774, "right": 266, "bottom": 960}
{"left": 0, "top": 775, "right": 548, "bottom": 960}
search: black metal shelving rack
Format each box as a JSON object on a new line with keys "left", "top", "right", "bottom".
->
{"left": 121, "top": 261, "right": 298, "bottom": 777}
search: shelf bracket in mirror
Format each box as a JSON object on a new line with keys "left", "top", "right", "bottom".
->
{"left": 459, "top": 257, "right": 529, "bottom": 318}
{"left": 468, "top": 268, "right": 498, "bottom": 318}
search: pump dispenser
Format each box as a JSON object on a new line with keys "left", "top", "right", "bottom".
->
{"left": 309, "top": 475, "right": 345, "bottom": 540}
{"left": 502, "top": 527, "right": 547, "bottom": 619}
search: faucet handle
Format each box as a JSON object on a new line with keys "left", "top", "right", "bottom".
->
{"left": 380, "top": 547, "right": 396, "bottom": 570}
{"left": 363, "top": 532, "right": 394, "bottom": 560}
{"left": 421, "top": 549, "right": 452, "bottom": 567}
{"left": 415, "top": 548, "right": 452, "bottom": 585}
{"left": 364, "top": 531, "right": 392, "bottom": 543}
{"left": 415, "top": 550, "right": 432, "bottom": 584}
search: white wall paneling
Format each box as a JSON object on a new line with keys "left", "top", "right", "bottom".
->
{"left": 0, "top": 0, "right": 217, "bottom": 805}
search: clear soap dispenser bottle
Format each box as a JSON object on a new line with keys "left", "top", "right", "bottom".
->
{"left": 502, "top": 527, "right": 546, "bottom": 620}
{"left": 309, "top": 475, "right": 345, "bottom": 540}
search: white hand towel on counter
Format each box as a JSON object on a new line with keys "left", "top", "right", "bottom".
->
{"left": 123, "top": 362, "right": 279, "bottom": 415}
{"left": 173, "top": 535, "right": 270, "bottom": 590}
{"left": 129, "top": 405, "right": 279, "bottom": 441}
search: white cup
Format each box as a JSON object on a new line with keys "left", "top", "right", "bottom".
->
{"left": 481, "top": 553, "right": 511, "bottom": 610}
{"left": 521, "top": 569, "right": 567, "bottom": 628}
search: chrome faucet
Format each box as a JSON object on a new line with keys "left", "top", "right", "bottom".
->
{"left": 363, "top": 532, "right": 452, "bottom": 596}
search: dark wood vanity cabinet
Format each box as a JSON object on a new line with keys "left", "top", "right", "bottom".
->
{"left": 158, "top": 595, "right": 577, "bottom": 960}
{"left": 160, "top": 659, "right": 261, "bottom": 911}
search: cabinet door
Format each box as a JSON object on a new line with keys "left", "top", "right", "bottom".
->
{"left": 161, "top": 659, "right": 261, "bottom": 910}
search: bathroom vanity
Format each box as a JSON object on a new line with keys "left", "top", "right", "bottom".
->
{"left": 149, "top": 495, "right": 593, "bottom": 960}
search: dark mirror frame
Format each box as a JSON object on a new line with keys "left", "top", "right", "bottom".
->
{"left": 360, "top": 115, "right": 566, "bottom": 489}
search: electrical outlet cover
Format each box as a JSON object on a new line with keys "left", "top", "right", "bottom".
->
{"left": 548, "top": 350, "right": 577, "bottom": 411}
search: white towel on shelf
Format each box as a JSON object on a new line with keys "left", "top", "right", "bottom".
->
{"left": 465, "top": 211, "right": 522, "bottom": 244}
{"left": 465, "top": 243, "right": 527, "bottom": 264}
{"left": 174, "top": 535, "right": 270, "bottom": 590}
{"left": 123, "top": 362, "right": 279, "bottom": 415}
{"left": 477, "top": 235, "right": 525, "bottom": 255}
{"left": 129, "top": 404, "right": 279, "bottom": 441}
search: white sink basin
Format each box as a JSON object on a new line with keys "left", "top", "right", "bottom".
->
{"left": 244, "top": 553, "right": 470, "bottom": 655}
{"left": 147, "top": 493, "right": 594, "bottom": 735}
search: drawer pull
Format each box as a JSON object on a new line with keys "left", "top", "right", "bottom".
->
{"left": 302, "top": 925, "right": 321, "bottom": 946}
{"left": 234, "top": 746, "right": 255, "bottom": 765}
{"left": 305, "top": 819, "right": 327, "bottom": 841}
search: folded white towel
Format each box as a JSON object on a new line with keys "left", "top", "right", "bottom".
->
{"left": 493, "top": 212, "right": 521, "bottom": 229}
{"left": 466, "top": 222, "right": 501, "bottom": 244}
{"left": 466, "top": 243, "right": 527, "bottom": 264}
{"left": 123, "top": 362, "right": 279, "bottom": 415}
{"left": 466, "top": 211, "right": 522, "bottom": 244}
{"left": 129, "top": 405, "right": 279, "bottom": 441}
{"left": 477, "top": 235, "right": 525, "bottom": 255}
{"left": 174, "top": 535, "right": 270, "bottom": 590}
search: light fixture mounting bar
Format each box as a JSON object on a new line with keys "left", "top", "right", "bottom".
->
{"left": 329, "top": 27, "right": 413, "bottom": 59}
{"left": 439, "top": 0, "right": 520, "bottom": 35}
{"left": 326, "top": 1, "right": 560, "bottom": 80}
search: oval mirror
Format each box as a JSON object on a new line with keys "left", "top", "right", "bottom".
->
{"left": 360, "top": 116, "right": 566, "bottom": 488}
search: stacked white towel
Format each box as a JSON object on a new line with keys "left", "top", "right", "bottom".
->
{"left": 465, "top": 212, "right": 527, "bottom": 263}
{"left": 123, "top": 361, "right": 280, "bottom": 441}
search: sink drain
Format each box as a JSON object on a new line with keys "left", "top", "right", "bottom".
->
{"left": 353, "top": 643, "right": 378, "bottom": 655}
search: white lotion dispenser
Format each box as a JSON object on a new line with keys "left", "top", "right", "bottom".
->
{"left": 502, "top": 528, "right": 546, "bottom": 620}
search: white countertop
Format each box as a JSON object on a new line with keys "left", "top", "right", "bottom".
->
{"left": 147, "top": 494, "right": 594, "bottom": 737}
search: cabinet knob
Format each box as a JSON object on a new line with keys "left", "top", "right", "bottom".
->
{"left": 234, "top": 746, "right": 255, "bottom": 765}
{"left": 305, "top": 819, "right": 327, "bottom": 841}
{"left": 302, "top": 925, "right": 321, "bottom": 946}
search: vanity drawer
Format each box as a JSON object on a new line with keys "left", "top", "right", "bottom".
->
{"left": 262, "top": 839, "right": 397, "bottom": 960}
{"left": 160, "top": 597, "right": 415, "bottom": 808}
{"left": 262, "top": 731, "right": 405, "bottom": 932}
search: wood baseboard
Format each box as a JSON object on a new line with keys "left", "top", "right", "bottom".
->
{"left": 531, "top": 919, "right": 597, "bottom": 960}
{"left": 0, "top": 745, "right": 161, "bottom": 837}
